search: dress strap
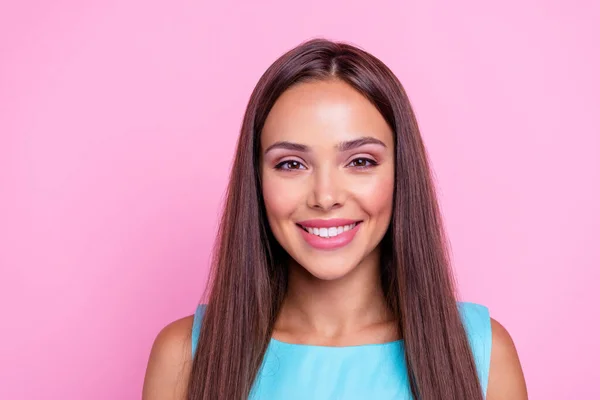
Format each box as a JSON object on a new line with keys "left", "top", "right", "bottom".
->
{"left": 458, "top": 302, "right": 493, "bottom": 397}
{"left": 191, "top": 304, "right": 207, "bottom": 357}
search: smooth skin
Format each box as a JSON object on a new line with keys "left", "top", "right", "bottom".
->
{"left": 142, "top": 80, "right": 527, "bottom": 399}
{"left": 261, "top": 79, "right": 397, "bottom": 344}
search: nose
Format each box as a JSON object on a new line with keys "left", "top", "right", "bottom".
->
{"left": 307, "top": 166, "right": 345, "bottom": 211}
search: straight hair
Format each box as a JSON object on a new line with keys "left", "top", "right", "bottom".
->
{"left": 187, "top": 38, "right": 484, "bottom": 400}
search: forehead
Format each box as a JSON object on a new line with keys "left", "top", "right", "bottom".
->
{"left": 261, "top": 79, "right": 393, "bottom": 148}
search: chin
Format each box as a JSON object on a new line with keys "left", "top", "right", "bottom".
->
{"left": 291, "top": 252, "right": 362, "bottom": 281}
{"left": 306, "top": 267, "right": 354, "bottom": 281}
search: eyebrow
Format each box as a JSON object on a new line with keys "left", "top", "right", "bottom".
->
{"left": 337, "top": 137, "right": 387, "bottom": 152}
{"left": 264, "top": 136, "right": 386, "bottom": 154}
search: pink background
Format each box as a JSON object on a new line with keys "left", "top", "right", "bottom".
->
{"left": 1, "top": 1, "right": 598, "bottom": 398}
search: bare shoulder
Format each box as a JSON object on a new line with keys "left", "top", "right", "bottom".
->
{"left": 142, "top": 315, "right": 195, "bottom": 400}
{"left": 486, "top": 317, "right": 528, "bottom": 400}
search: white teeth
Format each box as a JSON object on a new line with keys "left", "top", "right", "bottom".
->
{"left": 304, "top": 223, "right": 357, "bottom": 238}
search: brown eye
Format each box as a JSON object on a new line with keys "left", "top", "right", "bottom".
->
{"left": 348, "top": 158, "right": 377, "bottom": 168}
{"left": 275, "top": 160, "right": 307, "bottom": 171}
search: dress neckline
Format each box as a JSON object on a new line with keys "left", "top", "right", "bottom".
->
{"left": 269, "top": 336, "right": 404, "bottom": 349}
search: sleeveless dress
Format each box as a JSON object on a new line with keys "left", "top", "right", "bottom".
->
{"left": 191, "top": 302, "right": 492, "bottom": 399}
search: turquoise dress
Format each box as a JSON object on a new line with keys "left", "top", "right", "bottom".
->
{"left": 191, "top": 302, "right": 492, "bottom": 399}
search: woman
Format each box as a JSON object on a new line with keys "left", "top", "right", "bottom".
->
{"left": 142, "top": 38, "right": 527, "bottom": 399}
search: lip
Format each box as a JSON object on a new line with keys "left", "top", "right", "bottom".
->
{"left": 296, "top": 218, "right": 361, "bottom": 228}
{"left": 296, "top": 220, "right": 362, "bottom": 251}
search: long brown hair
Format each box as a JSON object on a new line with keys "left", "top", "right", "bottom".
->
{"left": 187, "top": 38, "right": 483, "bottom": 400}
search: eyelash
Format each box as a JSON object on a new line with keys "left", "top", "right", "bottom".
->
{"left": 274, "top": 157, "right": 378, "bottom": 171}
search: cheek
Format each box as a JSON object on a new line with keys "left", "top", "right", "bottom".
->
{"left": 261, "top": 173, "right": 304, "bottom": 224}
{"left": 354, "top": 170, "right": 395, "bottom": 218}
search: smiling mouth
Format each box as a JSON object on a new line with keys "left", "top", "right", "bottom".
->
{"left": 296, "top": 222, "right": 362, "bottom": 238}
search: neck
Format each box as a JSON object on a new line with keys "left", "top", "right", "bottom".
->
{"left": 277, "top": 247, "right": 394, "bottom": 338}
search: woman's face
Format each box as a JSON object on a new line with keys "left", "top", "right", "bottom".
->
{"left": 260, "top": 79, "right": 395, "bottom": 280}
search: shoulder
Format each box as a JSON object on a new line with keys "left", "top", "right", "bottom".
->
{"left": 142, "top": 314, "right": 195, "bottom": 400}
{"left": 456, "top": 302, "right": 527, "bottom": 398}
{"left": 486, "top": 317, "right": 528, "bottom": 399}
